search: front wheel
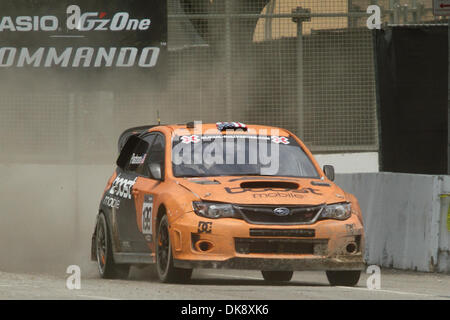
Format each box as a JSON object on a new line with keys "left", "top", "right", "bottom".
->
{"left": 261, "top": 271, "right": 293, "bottom": 282}
{"left": 326, "top": 270, "right": 361, "bottom": 286}
{"left": 156, "top": 215, "right": 192, "bottom": 283}
{"left": 95, "top": 213, "right": 130, "bottom": 279}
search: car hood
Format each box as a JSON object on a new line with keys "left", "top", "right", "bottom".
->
{"left": 176, "top": 176, "right": 347, "bottom": 205}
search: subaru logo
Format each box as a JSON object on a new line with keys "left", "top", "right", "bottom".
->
{"left": 273, "top": 207, "right": 290, "bottom": 216}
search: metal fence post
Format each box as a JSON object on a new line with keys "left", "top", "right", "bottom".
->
{"left": 225, "top": 0, "right": 232, "bottom": 121}
{"left": 448, "top": 17, "right": 450, "bottom": 174}
{"left": 68, "top": 92, "right": 80, "bottom": 251}
{"left": 292, "top": 7, "right": 311, "bottom": 140}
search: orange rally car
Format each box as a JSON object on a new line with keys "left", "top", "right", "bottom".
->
{"left": 91, "top": 122, "right": 365, "bottom": 285}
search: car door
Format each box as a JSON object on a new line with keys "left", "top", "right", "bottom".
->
{"left": 113, "top": 134, "right": 156, "bottom": 253}
{"left": 132, "top": 133, "right": 166, "bottom": 250}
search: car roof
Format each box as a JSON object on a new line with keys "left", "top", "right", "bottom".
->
{"left": 118, "top": 123, "right": 292, "bottom": 152}
{"left": 164, "top": 123, "right": 291, "bottom": 136}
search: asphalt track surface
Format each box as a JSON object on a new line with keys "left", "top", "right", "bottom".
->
{"left": 0, "top": 267, "right": 449, "bottom": 300}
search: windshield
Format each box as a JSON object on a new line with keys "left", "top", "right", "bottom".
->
{"left": 172, "top": 134, "right": 319, "bottom": 178}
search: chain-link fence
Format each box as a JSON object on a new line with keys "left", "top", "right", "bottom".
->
{"left": 0, "top": 0, "right": 446, "bottom": 164}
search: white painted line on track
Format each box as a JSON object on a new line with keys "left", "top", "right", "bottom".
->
{"left": 77, "top": 294, "right": 121, "bottom": 300}
{"left": 0, "top": 283, "right": 40, "bottom": 288}
{"left": 203, "top": 274, "right": 446, "bottom": 298}
{"left": 336, "top": 286, "right": 439, "bottom": 298}
{"left": 50, "top": 35, "right": 86, "bottom": 38}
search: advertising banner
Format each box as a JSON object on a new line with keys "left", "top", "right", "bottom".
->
{"left": 0, "top": 0, "right": 167, "bottom": 88}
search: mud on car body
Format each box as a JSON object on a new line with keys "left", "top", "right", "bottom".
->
{"left": 91, "top": 122, "right": 365, "bottom": 285}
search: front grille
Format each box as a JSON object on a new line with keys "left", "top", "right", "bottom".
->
{"left": 235, "top": 205, "right": 323, "bottom": 225}
{"left": 249, "top": 228, "right": 315, "bottom": 237}
{"left": 235, "top": 238, "right": 327, "bottom": 255}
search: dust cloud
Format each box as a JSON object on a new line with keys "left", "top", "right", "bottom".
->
{"left": 0, "top": 1, "right": 259, "bottom": 279}
{"left": 0, "top": 55, "right": 235, "bottom": 279}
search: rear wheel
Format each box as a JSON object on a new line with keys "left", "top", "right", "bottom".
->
{"left": 326, "top": 270, "right": 361, "bottom": 286}
{"left": 156, "top": 215, "right": 192, "bottom": 283}
{"left": 96, "top": 213, "right": 130, "bottom": 279}
{"left": 261, "top": 271, "right": 293, "bottom": 282}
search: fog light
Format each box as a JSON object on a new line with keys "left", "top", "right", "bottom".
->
{"left": 195, "top": 240, "right": 214, "bottom": 252}
{"left": 346, "top": 242, "right": 357, "bottom": 254}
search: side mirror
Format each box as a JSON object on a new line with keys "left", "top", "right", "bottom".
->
{"left": 149, "top": 162, "right": 162, "bottom": 180}
{"left": 323, "top": 165, "right": 335, "bottom": 181}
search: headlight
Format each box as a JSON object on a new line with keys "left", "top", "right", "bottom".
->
{"left": 320, "top": 203, "right": 351, "bottom": 220}
{"left": 192, "top": 202, "right": 241, "bottom": 219}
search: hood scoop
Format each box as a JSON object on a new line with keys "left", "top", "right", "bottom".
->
{"left": 187, "top": 178, "right": 221, "bottom": 185}
{"left": 240, "top": 181, "right": 299, "bottom": 190}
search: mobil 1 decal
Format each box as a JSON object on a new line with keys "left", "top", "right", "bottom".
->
{"left": 142, "top": 194, "right": 153, "bottom": 237}
{"left": 0, "top": 0, "right": 167, "bottom": 87}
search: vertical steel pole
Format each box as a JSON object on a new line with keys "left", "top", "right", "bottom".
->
{"left": 68, "top": 93, "right": 79, "bottom": 251}
{"left": 292, "top": 8, "right": 310, "bottom": 140}
{"left": 296, "top": 22, "right": 304, "bottom": 140}
{"left": 448, "top": 18, "right": 450, "bottom": 174}
{"left": 225, "top": 0, "right": 232, "bottom": 121}
{"left": 411, "top": 0, "right": 417, "bottom": 23}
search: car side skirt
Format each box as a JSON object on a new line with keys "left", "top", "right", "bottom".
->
{"left": 113, "top": 253, "right": 155, "bottom": 264}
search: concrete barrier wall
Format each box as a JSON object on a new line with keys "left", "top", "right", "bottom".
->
{"left": 0, "top": 164, "right": 112, "bottom": 273}
{"left": 438, "top": 191, "right": 450, "bottom": 273}
{"left": 314, "top": 152, "right": 379, "bottom": 173}
{"left": 336, "top": 172, "right": 450, "bottom": 273}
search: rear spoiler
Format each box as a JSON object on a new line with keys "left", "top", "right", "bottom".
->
{"left": 117, "top": 125, "right": 159, "bottom": 153}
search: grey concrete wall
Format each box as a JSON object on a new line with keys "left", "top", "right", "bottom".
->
{"left": 336, "top": 172, "right": 450, "bottom": 273}
{"left": 314, "top": 152, "right": 379, "bottom": 173}
{"left": 438, "top": 187, "right": 450, "bottom": 273}
{"left": 0, "top": 164, "right": 112, "bottom": 273}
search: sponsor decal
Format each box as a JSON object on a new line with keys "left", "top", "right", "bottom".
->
{"left": 0, "top": 47, "right": 160, "bottom": 68}
{"left": 447, "top": 204, "right": 450, "bottom": 231}
{"left": 130, "top": 153, "right": 147, "bottom": 165}
{"left": 252, "top": 192, "right": 304, "bottom": 199}
{"left": 224, "top": 187, "right": 322, "bottom": 195}
{"left": 0, "top": 5, "right": 151, "bottom": 33}
{"left": 180, "top": 135, "right": 200, "bottom": 144}
{"left": 66, "top": 5, "right": 151, "bottom": 32}
{"left": 0, "top": 2, "right": 166, "bottom": 70}
{"left": 271, "top": 136, "right": 289, "bottom": 144}
{"left": 198, "top": 221, "right": 212, "bottom": 234}
{"left": 121, "top": 241, "right": 131, "bottom": 249}
{"left": 0, "top": 16, "right": 59, "bottom": 32}
{"left": 142, "top": 195, "right": 153, "bottom": 236}
{"left": 102, "top": 195, "right": 120, "bottom": 209}
{"left": 108, "top": 174, "right": 137, "bottom": 199}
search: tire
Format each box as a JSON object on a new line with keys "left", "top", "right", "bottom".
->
{"left": 261, "top": 271, "right": 293, "bottom": 282}
{"left": 95, "top": 213, "right": 130, "bottom": 279}
{"left": 326, "top": 270, "right": 361, "bottom": 286}
{"left": 156, "top": 215, "right": 192, "bottom": 283}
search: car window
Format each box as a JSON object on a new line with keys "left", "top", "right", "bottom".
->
{"left": 136, "top": 134, "right": 159, "bottom": 176}
{"left": 172, "top": 134, "right": 319, "bottom": 178}
{"left": 116, "top": 135, "right": 141, "bottom": 170}
{"left": 147, "top": 134, "right": 165, "bottom": 177}
{"left": 125, "top": 139, "right": 150, "bottom": 173}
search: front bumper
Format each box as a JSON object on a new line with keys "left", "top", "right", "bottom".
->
{"left": 174, "top": 255, "right": 365, "bottom": 271}
{"left": 169, "top": 211, "right": 365, "bottom": 271}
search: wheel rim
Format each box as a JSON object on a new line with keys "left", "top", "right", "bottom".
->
{"left": 157, "top": 221, "right": 170, "bottom": 275}
{"left": 96, "top": 220, "right": 107, "bottom": 274}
